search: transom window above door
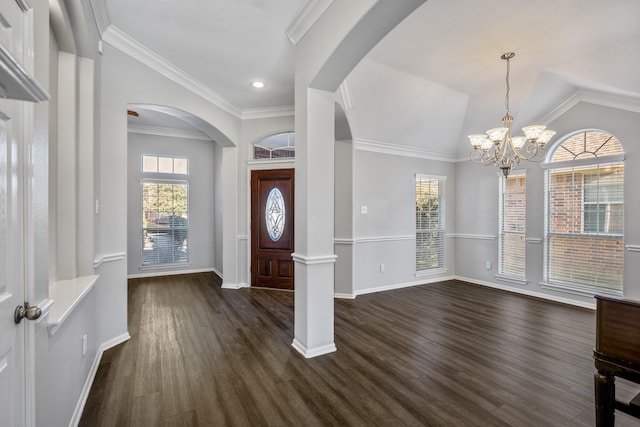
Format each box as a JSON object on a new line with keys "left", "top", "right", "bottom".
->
{"left": 253, "top": 132, "right": 295, "bottom": 160}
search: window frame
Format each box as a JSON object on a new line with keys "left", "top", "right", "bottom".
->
{"left": 582, "top": 172, "right": 623, "bottom": 235}
{"left": 140, "top": 153, "right": 191, "bottom": 268}
{"left": 497, "top": 170, "right": 526, "bottom": 284}
{"left": 542, "top": 130, "right": 624, "bottom": 296}
{"left": 253, "top": 131, "right": 295, "bottom": 160}
{"left": 415, "top": 174, "right": 446, "bottom": 276}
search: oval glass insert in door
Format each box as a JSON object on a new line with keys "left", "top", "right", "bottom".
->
{"left": 265, "top": 187, "right": 285, "bottom": 241}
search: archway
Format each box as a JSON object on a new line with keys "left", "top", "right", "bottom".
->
{"left": 292, "top": 0, "right": 427, "bottom": 357}
{"left": 125, "top": 104, "right": 231, "bottom": 280}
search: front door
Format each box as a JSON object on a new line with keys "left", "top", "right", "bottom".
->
{"left": 0, "top": 99, "right": 26, "bottom": 426}
{"left": 251, "top": 169, "right": 294, "bottom": 290}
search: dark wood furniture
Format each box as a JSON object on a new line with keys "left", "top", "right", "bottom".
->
{"left": 594, "top": 295, "right": 640, "bottom": 426}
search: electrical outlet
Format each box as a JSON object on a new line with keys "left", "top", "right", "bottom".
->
{"left": 360, "top": 205, "right": 368, "bottom": 214}
{"left": 82, "top": 335, "right": 87, "bottom": 356}
{"left": 485, "top": 261, "right": 492, "bottom": 270}
{"left": 380, "top": 264, "right": 385, "bottom": 273}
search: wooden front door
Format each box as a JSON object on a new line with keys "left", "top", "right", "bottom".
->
{"left": 251, "top": 169, "right": 294, "bottom": 290}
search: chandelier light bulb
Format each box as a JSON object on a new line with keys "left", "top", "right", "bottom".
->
{"left": 512, "top": 136, "right": 526, "bottom": 149}
{"left": 468, "top": 134, "right": 487, "bottom": 149}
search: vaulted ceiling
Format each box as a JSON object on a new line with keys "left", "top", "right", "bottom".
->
{"left": 106, "top": 0, "right": 640, "bottom": 158}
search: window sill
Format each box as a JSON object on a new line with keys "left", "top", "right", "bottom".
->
{"left": 495, "top": 274, "right": 527, "bottom": 286}
{"left": 47, "top": 275, "right": 99, "bottom": 336}
{"left": 540, "top": 281, "right": 622, "bottom": 298}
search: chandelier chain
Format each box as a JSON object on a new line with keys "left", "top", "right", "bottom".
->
{"left": 504, "top": 55, "right": 510, "bottom": 117}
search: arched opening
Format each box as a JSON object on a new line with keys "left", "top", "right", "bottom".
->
{"left": 126, "top": 105, "right": 229, "bottom": 279}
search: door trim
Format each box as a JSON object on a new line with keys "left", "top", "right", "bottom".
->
{"left": 246, "top": 159, "right": 294, "bottom": 288}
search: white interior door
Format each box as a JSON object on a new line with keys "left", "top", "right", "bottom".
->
{"left": 0, "top": 98, "right": 26, "bottom": 426}
{"left": 0, "top": 1, "right": 38, "bottom": 425}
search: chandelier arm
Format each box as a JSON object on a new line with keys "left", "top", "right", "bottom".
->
{"left": 470, "top": 150, "right": 490, "bottom": 165}
{"left": 516, "top": 141, "right": 546, "bottom": 162}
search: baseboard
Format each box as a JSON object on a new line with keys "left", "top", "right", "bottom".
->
{"left": 221, "top": 282, "right": 249, "bottom": 289}
{"left": 454, "top": 275, "right": 596, "bottom": 310}
{"left": 127, "top": 267, "right": 215, "bottom": 279}
{"left": 334, "top": 292, "right": 356, "bottom": 299}
{"left": 291, "top": 339, "right": 337, "bottom": 358}
{"left": 355, "top": 275, "right": 455, "bottom": 297}
{"left": 69, "top": 332, "right": 131, "bottom": 427}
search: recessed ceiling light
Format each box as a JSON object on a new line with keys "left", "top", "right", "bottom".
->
{"left": 251, "top": 81, "right": 266, "bottom": 89}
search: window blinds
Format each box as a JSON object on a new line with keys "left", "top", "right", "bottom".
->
{"left": 499, "top": 173, "right": 526, "bottom": 279}
{"left": 544, "top": 162, "right": 624, "bottom": 292}
{"left": 416, "top": 175, "right": 445, "bottom": 272}
{"left": 142, "top": 181, "right": 189, "bottom": 265}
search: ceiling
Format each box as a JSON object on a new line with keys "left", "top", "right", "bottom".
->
{"left": 111, "top": 0, "right": 640, "bottom": 157}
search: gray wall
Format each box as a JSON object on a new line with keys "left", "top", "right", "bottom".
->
{"left": 214, "top": 142, "right": 224, "bottom": 273}
{"left": 334, "top": 139, "right": 354, "bottom": 295}
{"left": 349, "top": 148, "right": 456, "bottom": 295}
{"left": 127, "top": 132, "right": 216, "bottom": 276}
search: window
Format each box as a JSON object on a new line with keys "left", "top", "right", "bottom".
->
{"left": 583, "top": 173, "right": 623, "bottom": 234}
{"left": 142, "top": 155, "right": 188, "bottom": 174}
{"left": 141, "top": 155, "right": 189, "bottom": 266}
{"left": 415, "top": 175, "right": 445, "bottom": 273}
{"left": 499, "top": 172, "right": 526, "bottom": 280}
{"left": 544, "top": 131, "right": 624, "bottom": 293}
{"left": 253, "top": 132, "right": 295, "bottom": 159}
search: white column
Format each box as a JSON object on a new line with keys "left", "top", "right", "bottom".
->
{"left": 292, "top": 87, "right": 337, "bottom": 357}
{"left": 291, "top": 0, "right": 426, "bottom": 357}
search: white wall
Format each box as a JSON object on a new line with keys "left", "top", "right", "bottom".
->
{"left": 455, "top": 101, "right": 640, "bottom": 306}
{"left": 127, "top": 132, "right": 216, "bottom": 276}
{"left": 34, "top": 3, "right": 120, "bottom": 426}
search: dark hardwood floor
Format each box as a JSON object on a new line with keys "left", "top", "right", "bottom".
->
{"left": 79, "top": 273, "right": 640, "bottom": 426}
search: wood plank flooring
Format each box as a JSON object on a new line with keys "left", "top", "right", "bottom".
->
{"left": 79, "top": 273, "right": 640, "bottom": 426}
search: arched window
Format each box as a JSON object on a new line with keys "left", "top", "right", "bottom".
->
{"left": 543, "top": 130, "right": 624, "bottom": 294}
{"left": 253, "top": 131, "right": 295, "bottom": 160}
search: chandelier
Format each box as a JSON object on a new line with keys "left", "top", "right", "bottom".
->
{"left": 469, "top": 52, "right": 556, "bottom": 177}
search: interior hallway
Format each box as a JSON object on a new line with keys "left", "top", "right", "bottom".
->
{"left": 79, "top": 273, "right": 640, "bottom": 426}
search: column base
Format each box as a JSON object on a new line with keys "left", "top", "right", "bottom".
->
{"left": 292, "top": 339, "right": 337, "bottom": 359}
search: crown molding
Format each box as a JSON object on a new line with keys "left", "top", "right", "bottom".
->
{"left": 286, "top": 0, "right": 334, "bottom": 45}
{"left": 88, "top": 0, "right": 110, "bottom": 37}
{"left": 103, "top": 25, "right": 242, "bottom": 118}
{"left": 128, "top": 123, "right": 212, "bottom": 141}
{"left": 354, "top": 138, "right": 457, "bottom": 162}
{"left": 241, "top": 105, "right": 294, "bottom": 120}
{"left": 338, "top": 78, "right": 353, "bottom": 110}
{"left": 542, "top": 89, "right": 640, "bottom": 125}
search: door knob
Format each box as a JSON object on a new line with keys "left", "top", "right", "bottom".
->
{"left": 14, "top": 302, "right": 42, "bottom": 324}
